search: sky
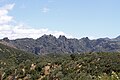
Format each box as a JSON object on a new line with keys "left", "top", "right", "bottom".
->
{"left": 0, "top": 0, "right": 120, "bottom": 39}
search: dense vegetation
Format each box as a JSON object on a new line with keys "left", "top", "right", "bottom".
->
{"left": 0, "top": 43, "right": 120, "bottom": 80}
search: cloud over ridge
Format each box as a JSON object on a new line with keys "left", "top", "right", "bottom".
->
{"left": 0, "top": 4, "right": 72, "bottom": 39}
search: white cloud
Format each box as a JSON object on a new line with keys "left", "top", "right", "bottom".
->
{"left": 0, "top": 4, "right": 15, "bottom": 24}
{"left": 42, "top": 7, "right": 50, "bottom": 13}
{"left": 0, "top": 4, "right": 72, "bottom": 39}
{"left": 0, "top": 24, "right": 72, "bottom": 39}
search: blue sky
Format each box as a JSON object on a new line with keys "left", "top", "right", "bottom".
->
{"left": 0, "top": 0, "right": 120, "bottom": 39}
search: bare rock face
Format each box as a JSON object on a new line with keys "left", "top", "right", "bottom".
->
{"left": 30, "top": 63, "right": 36, "bottom": 70}
{"left": 8, "top": 35, "right": 120, "bottom": 54}
{"left": 44, "top": 65, "right": 50, "bottom": 75}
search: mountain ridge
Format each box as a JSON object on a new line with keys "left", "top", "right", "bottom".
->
{"left": 1, "top": 35, "right": 120, "bottom": 54}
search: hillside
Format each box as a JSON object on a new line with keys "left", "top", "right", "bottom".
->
{"left": 0, "top": 42, "right": 37, "bottom": 64}
{"left": 0, "top": 43, "right": 37, "bottom": 79}
{"left": 7, "top": 35, "right": 120, "bottom": 54}
{"left": 0, "top": 43, "right": 120, "bottom": 80}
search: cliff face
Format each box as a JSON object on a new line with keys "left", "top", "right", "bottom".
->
{"left": 3, "top": 35, "right": 120, "bottom": 54}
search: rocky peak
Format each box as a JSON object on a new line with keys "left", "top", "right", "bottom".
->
{"left": 3, "top": 37, "right": 10, "bottom": 42}
{"left": 7, "top": 34, "right": 120, "bottom": 54}
{"left": 36, "top": 34, "right": 56, "bottom": 41}
{"left": 58, "top": 35, "right": 67, "bottom": 41}
{"left": 80, "top": 37, "right": 90, "bottom": 42}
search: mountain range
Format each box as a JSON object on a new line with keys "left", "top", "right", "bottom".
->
{"left": 0, "top": 38, "right": 120, "bottom": 80}
{"left": 0, "top": 35, "right": 120, "bottom": 79}
{"left": 1, "top": 35, "right": 120, "bottom": 55}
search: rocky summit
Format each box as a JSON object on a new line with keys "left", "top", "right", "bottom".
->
{"left": 2, "top": 35, "right": 120, "bottom": 55}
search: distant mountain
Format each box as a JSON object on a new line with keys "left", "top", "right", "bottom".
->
{"left": 2, "top": 35, "right": 120, "bottom": 54}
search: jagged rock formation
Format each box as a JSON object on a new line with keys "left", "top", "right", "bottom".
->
{"left": 2, "top": 35, "right": 120, "bottom": 54}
